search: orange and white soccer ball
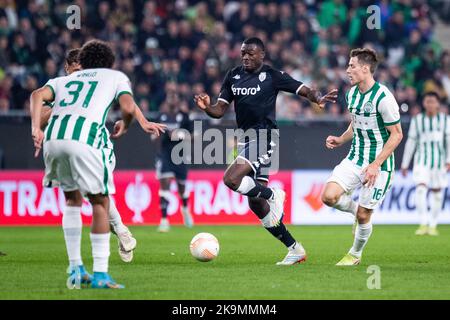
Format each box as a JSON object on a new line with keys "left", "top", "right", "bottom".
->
{"left": 189, "top": 232, "right": 220, "bottom": 262}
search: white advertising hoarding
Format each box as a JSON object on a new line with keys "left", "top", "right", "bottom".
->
{"left": 291, "top": 170, "right": 450, "bottom": 225}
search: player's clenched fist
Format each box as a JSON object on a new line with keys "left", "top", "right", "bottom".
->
{"left": 326, "top": 135, "right": 343, "bottom": 149}
{"left": 194, "top": 94, "right": 210, "bottom": 110}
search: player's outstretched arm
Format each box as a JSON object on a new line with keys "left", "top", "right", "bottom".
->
{"left": 112, "top": 94, "right": 166, "bottom": 139}
{"left": 326, "top": 122, "right": 353, "bottom": 150}
{"left": 30, "top": 86, "right": 54, "bottom": 157}
{"left": 111, "top": 93, "right": 135, "bottom": 139}
{"left": 194, "top": 94, "right": 229, "bottom": 118}
{"left": 363, "top": 123, "right": 403, "bottom": 187}
{"left": 133, "top": 103, "right": 166, "bottom": 136}
{"left": 298, "top": 86, "right": 338, "bottom": 109}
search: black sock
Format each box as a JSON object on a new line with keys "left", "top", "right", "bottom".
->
{"left": 181, "top": 197, "right": 188, "bottom": 207}
{"left": 160, "top": 196, "right": 168, "bottom": 218}
{"left": 265, "top": 222, "right": 296, "bottom": 248}
{"left": 243, "top": 179, "right": 273, "bottom": 200}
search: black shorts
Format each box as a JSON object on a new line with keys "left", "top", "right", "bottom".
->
{"left": 235, "top": 129, "right": 279, "bottom": 182}
{"left": 155, "top": 153, "right": 188, "bottom": 181}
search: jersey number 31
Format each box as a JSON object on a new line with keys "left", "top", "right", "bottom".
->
{"left": 60, "top": 80, "right": 98, "bottom": 108}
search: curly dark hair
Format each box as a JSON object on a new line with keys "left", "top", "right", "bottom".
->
{"left": 350, "top": 48, "right": 379, "bottom": 74}
{"left": 79, "top": 40, "right": 115, "bottom": 69}
{"left": 65, "top": 48, "right": 80, "bottom": 65}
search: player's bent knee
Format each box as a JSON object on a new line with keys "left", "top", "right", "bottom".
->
{"left": 321, "top": 191, "right": 339, "bottom": 207}
{"left": 223, "top": 174, "right": 241, "bottom": 191}
{"left": 87, "top": 193, "right": 109, "bottom": 206}
{"left": 64, "top": 190, "right": 83, "bottom": 207}
{"left": 356, "top": 207, "right": 372, "bottom": 223}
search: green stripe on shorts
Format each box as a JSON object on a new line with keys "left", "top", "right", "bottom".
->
{"left": 102, "top": 149, "right": 109, "bottom": 195}
{"left": 382, "top": 170, "right": 392, "bottom": 197}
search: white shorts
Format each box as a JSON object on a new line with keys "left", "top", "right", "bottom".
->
{"left": 43, "top": 140, "right": 116, "bottom": 196}
{"left": 326, "top": 158, "right": 394, "bottom": 210}
{"left": 413, "top": 165, "right": 448, "bottom": 189}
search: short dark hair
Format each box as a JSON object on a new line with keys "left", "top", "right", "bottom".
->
{"left": 350, "top": 48, "right": 378, "bottom": 73}
{"left": 423, "top": 91, "right": 441, "bottom": 102}
{"left": 243, "top": 37, "right": 265, "bottom": 51}
{"left": 79, "top": 40, "right": 115, "bottom": 69}
{"left": 65, "top": 48, "right": 80, "bottom": 65}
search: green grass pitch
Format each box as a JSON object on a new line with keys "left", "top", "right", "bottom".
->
{"left": 1, "top": 225, "right": 449, "bottom": 300}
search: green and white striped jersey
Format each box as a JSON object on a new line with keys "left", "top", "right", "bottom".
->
{"left": 346, "top": 82, "right": 400, "bottom": 171}
{"left": 43, "top": 68, "right": 132, "bottom": 150}
{"left": 401, "top": 112, "right": 450, "bottom": 170}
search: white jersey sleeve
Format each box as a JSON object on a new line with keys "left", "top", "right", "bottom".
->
{"left": 401, "top": 115, "right": 418, "bottom": 169}
{"left": 378, "top": 91, "right": 400, "bottom": 126}
{"left": 44, "top": 78, "right": 58, "bottom": 101}
{"left": 115, "top": 72, "right": 133, "bottom": 99}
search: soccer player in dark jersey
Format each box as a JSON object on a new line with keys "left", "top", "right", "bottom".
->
{"left": 194, "top": 37, "right": 337, "bottom": 265}
{"left": 154, "top": 93, "right": 194, "bottom": 232}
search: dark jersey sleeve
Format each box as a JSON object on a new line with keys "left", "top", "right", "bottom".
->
{"left": 271, "top": 69, "right": 304, "bottom": 94}
{"left": 218, "top": 70, "right": 234, "bottom": 104}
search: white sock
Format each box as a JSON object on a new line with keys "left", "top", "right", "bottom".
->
{"left": 259, "top": 213, "right": 272, "bottom": 228}
{"left": 416, "top": 185, "right": 428, "bottom": 226}
{"left": 288, "top": 241, "right": 304, "bottom": 253}
{"left": 62, "top": 206, "right": 83, "bottom": 267}
{"left": 429, "top": 190, "right": 443, "bottom": 228}
{"left": 108, "top": 198, "right": 128, "bottom": 234}
{"left": 334, "top": 193, "right": 358, "bottom": 216}
{"left": 349, "top": 222, "right": 372, "bottom": 258}
{"left": 159, "top": 217, "right": 169, "bottom": 227}
{"left": 236, "top": 176, "right": 256, "bottom": 194}
{"left": 90, "top": 233, "right": 110, "bottom": 273}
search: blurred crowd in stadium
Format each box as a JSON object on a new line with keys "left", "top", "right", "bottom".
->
{"left": 0, "top": 0, "right": 449, "bottom": 121}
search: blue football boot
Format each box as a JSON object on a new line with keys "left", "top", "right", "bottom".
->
{"left": 91, "top": 272, "right": 125, "bottom": 289}
{"left": 66, "top": 265, "right": 93, "bottom": 289}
